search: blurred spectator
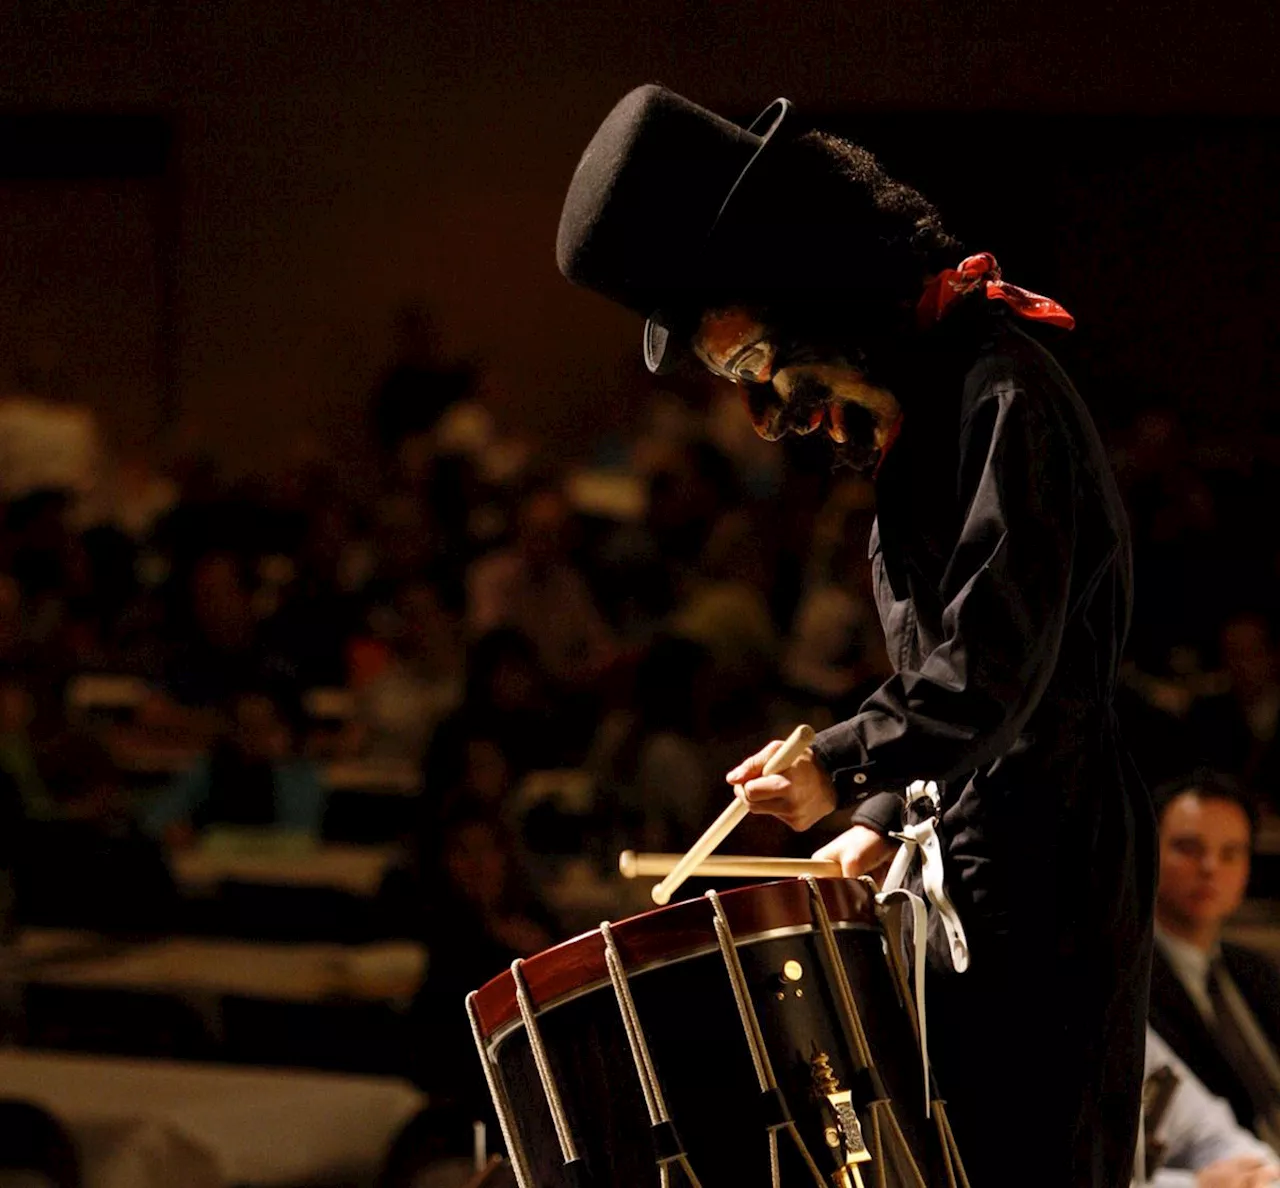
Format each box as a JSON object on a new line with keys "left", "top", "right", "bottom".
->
{"left": 163, "top": 551, "right": 262, "bottom": 707}
{"left": 644, "top": 439, "right": 741, "bottom": 584}
{"left": 783, "top": 582, "right": 886, "bottom": 721}
{"left": 0, "top": 574, "right": 24, "bottom": 667}
{"left": 0, "top": 671, "right": 53, "bottom": 821}
{"left": 587, "top": 633, "right": 716, "bottom": 852}
{"left": 781, "top": 479, "right": 889, "bottom": 726}
{"left": 467, "top": 485, "right": 615, "bottom": 689}
{"left": 258, "top": 496, "right": 366, "bottom": 691}
{"left": 370, "top": 305, "right": 473, "bottom": 461}
{"left": 1188, "top": 613, "right": 1280, "bottom": 805}
{"left": 423, "top": 628, "right": 573, "bottom": 808}
{"left": 101, "top": 451, "right": 180, "bottom": 542}
{"left": 355, "top": 579, "right": 465, "bottom": 764}
{"left": 674, "top": 510, "right": 778, "bottom": 680}
{"left": 1117, "top": 409, "right": 1232, "bottom": 670}
{"left": 16, "top": 732, "right": 176, "bottom": 935}
{"left": 1, "top": 490, "right": 89, "bottom": 657}
{"left": 397, "top": 809, "right": 556, "bottom": 1107}
{"left": 144, "top": 688, "right": 327, "bottom": 847}
{"left": 1149, "top": 771, "right": 1280, "bottom": 1145}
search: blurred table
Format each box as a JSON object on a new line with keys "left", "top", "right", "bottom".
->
{"left": 18, "top": 934, "right": 427, "bottom": 1073}
{"left": 172, "top": 842, "right": 400, "bottom": 898}
{"left": 26, "top": 936, "right": 426, "bottom": 1006}
{"left": 324, "top": 759, "right": 420, "bottom": 795}
{"left": 0, "top": 1049, "right": 424, "bottom": 1188}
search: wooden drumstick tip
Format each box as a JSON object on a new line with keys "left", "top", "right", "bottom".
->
{"left": 618, "top": 850, "right": 638, "bottom": 879}
{"left": 647, "top": 723, "right": 816, "bottom": 908}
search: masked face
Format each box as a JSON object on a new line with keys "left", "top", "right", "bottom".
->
{"left": 689, "top": 307, "right": 902, "bottom": 472}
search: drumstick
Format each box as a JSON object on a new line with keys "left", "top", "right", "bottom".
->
{"left": 649, "top": 724, "right": 817, "bottom": 906}
{"left": 620, "top": 851, "right": 842, "bottom": 880}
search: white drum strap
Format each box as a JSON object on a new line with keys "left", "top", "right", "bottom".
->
{"left": 705, "top": 891, "right": 826, "bottom": 1188}
{"left": 873, "top": 780, "right": 973, "bottom": 1188}
{"left": 871, "top": 895, "right": 972, "bottom": 1188}
{"left": 465, "top": 990, "right": 537, "bottom": 1188}
{"left": 510, "top": 959, "right": 593, "bottom": 1186}
{"left": 880, "top": 780, "right": 970, "bottom": 973}
{"left": 875, "top": 887, "right": 931, "bottom": 1117}
{"left": 599, "top": 921, "right": 704, "bottom": 1188}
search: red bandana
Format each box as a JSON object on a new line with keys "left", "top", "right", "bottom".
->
{"left": 916, "top": 252, "right": 1075, "bottom": 330}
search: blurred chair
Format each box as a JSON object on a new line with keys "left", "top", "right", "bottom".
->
{"left": 0, "top": 1100, "right": 80, "bottom": 1188}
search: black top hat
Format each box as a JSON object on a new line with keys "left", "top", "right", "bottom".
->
{"left": 556, "top": 85, "right": 792, "bottom": 373}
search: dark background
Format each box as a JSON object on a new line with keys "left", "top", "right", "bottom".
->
{"left": 1, "top": 0, "right": 1277, "bottom": 477}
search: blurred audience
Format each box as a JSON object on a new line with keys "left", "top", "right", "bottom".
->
{"left": 397, "top": 808, "right": 555, "bottom": 1108}
{"left": 144, "top": 688, "right": 327, "bottom": 847}
{"left": 16, "top": 732, "right": 176, "bottom": 935}
{"left": 1189, "top": 615, "right": 1280, "bottom": 807}
{"left": 467, "top": 484, "right": 615, "bottom": 689}
{"left": 6, "top": 328, "right": 1280, "bottom": 1170}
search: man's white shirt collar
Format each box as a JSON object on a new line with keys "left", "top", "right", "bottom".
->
{"left": 1154, "top": 923, "right": 1216, "bottom": 1021}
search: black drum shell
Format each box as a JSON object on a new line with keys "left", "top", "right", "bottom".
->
{"left": 482, "top": 913, "right": 947, "bottom": 1186}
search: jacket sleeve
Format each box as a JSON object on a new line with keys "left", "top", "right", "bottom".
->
{"left": 811, "top": 367, "right": 1079, "bottom": 805}
{"left": 1146, "top": 1027, "right": 1279, "bottom": 1178}
{"left": 848, "top": 790, "right": 903, "bottom": 836}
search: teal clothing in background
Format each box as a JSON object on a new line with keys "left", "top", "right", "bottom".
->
{"left": 144, "top": 756, "right": 328, "bottom": 837}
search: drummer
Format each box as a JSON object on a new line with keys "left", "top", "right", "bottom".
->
{"left": 555, "top": 86, "right": 1155, "bottom": 1188}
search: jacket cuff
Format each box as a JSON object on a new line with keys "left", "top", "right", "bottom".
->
{"left": 848, "top": 791, "right": 903, "bottom": 836}
{"left": 811, "top": 726, "right": 884, "bottom": 807}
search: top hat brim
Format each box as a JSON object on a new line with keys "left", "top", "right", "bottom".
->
{"left": 642, "top": 97, "right": 793, "bottom": 375}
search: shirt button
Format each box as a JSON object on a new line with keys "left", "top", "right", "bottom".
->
{"left": 853, "top": 773, "right": 867, "bottom": 785}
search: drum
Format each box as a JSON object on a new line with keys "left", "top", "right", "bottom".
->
{"left": 467, "top": 877, "right": 966, "bottom": 1187}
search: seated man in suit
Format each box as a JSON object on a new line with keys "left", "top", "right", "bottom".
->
{"left": 1149, "top": 770, "right": 1280, "bottom": 1147}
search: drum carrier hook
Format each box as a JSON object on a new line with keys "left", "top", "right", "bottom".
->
{"left": 801, "top": 877, "right": 936, "bottom": 1188}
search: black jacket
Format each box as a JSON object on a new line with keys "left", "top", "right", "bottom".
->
{"left": 1148, "top": 940, "right": 1280, "bottom": 1130}
{"left": 809, "top": 302, "right": 1157, "bottom": 1187}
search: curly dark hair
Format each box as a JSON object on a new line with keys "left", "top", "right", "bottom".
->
{"left": 690, "top": 129, "right": 965, "bottom": 393}
{"left": 709, "top": 131, "right": 961, "bottom": 312}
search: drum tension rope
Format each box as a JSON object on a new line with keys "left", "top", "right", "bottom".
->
{"left": 510, "top": 958, "right": 595, "bottom": 1187}
{"left": 705, "top": 889, "right": 828, "bottom": 1188}
{"left": 599, "top": 920, "right": 704, "bottom": 1188}
{"left": 466, "top": 990, "right": 538, "bottom": 1188}
{"left": 804, "top": 877, "right": 931, "bottom": 1188}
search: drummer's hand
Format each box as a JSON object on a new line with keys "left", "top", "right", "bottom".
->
{"left": 1197, "top": 1155, "right": 1280, "bottom": 1187}
{"left": 727, "top": 742, "right": 836, "bottom": 831}
{"left": 812, "top": 825, "right": 899, "bottom": 880}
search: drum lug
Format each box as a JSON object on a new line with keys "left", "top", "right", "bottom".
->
{"left": 812, "top": 1051, "right": 872, "bottom": 1188}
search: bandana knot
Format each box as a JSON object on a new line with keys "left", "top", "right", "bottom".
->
{"left": 917, "top": 252, "right": 1075, "bottom": 330}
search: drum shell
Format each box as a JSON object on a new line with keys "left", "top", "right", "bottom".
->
{"left": 475, "top": 882, "right": 947, "bottom": 1187}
